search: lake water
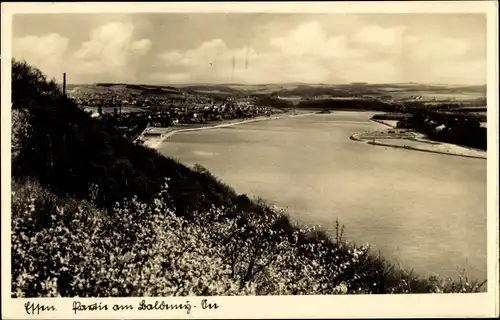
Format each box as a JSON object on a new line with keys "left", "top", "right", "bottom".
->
{"left": 157, "top": 111, "right": 487, "bottom": 280}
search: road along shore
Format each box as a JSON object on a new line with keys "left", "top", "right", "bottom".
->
{"left": 138, "top": 112, "right": 316, "bottom": 149}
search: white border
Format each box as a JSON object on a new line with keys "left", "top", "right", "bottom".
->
{"left": 1, "top": 2, "right": 498, "bottom": 319}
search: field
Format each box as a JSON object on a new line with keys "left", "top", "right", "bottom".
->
{"left": 68, "top": 82, "right": 486, "bottom": 106}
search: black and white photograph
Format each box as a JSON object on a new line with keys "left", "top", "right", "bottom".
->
{"left": 1, "top": 1, "right": 498, "bottom": 319}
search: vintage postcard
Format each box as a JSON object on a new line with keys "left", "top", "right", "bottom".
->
{"left": 1, "top": 1, "right": 498, "bottom": 319}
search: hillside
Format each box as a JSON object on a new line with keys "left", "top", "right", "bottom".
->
{"left": 10, "top": 60, "right": 485, "bottom": 297}
{"left": 96, "top": 83, "right": 181, "bottom": 93}
{"left": 67, "top": 82, "right": 486, "bottom": 109}
{"left": 171, "top": 82, "right": 486, "bottom": 99}
{"left": 12, "top": 61, "right": 256, "bottom": 215}
{"left": 297, "top": 97, "right": 396, "bottom": 112}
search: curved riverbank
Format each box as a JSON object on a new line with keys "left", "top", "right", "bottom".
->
{"left": 366, "top": 139, "right": 486, "bottom": 160}
{"left": 157, "top": 111, "right": 487, "bottom": 281}
{"left": 140, "top": 112, "right": 317, "bottom": 149}
{"left": 352, "top": 121, "right": 486, "bottom": 160}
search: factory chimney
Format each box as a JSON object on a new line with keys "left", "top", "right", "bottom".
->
{"left": 63, "top": 73, "right": 67, "bottom": 97}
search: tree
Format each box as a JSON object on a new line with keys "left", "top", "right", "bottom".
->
{"left": 10, "top": 59, "right": 267, "bottom": 214}
{"left": 11, "top": 59, "right": 61, "bottom": 110}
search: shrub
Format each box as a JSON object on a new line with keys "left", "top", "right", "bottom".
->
{"left": 11, "top": 181, "right": 486, "bottom": 297}
{"left": 11, "top": 108, "right": 31, "bottom": 161}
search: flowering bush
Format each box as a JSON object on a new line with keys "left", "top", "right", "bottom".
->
{"left": 11, "top": 179, "right": 486, "bottom": 297}
{"left": 11, "top": 108, "right": 31, "bottom": 161}
{"left": 12, "top": 180, "right": 250, "bottom": 297}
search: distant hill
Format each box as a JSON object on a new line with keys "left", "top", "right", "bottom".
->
{"left": 69, "top": 82, "right": 486, "bottom": 104}
{"left": 95, "top": 83, "right": 181, "bottom": 95}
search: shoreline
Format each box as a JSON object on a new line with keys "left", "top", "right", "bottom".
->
{"left": 139, "top": 111, "right": 316, "bottom": 149}
{"left": 366, "top": 140, "right": 486, "bottom": 160}
{"left": 352, "top": 119, "right": 486, "bottom": 160}
{"left": 370, "top": 118, "right": 399, "bottom": 128}
{"left": 138, "top": 111, "right": 486, "bottom": 160}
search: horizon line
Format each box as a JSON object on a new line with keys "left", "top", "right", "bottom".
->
{"left": 65, "top": 81, "right": 488, "bottom": 87}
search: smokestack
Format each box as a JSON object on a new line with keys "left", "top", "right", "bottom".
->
{"left": 63, "top": 73, "right": 67, "bottom": 97}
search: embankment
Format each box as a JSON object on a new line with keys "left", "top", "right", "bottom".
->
{"left": 351, "top": 131, "right": 486, "bottom": 159}
{"left": 366, "top": 140, "right": 486, "bottom": 159}
{"left": 141, "top": 112, "right": 316, "bottom": 149}
{"left": 371, "top": 118, "right": 399, "bottom": 128}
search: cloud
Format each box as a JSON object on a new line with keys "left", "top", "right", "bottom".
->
{"left": 152, "top": 20, "right": 485, "bottom": 84}
{"left": 153, "top": 21, "right": 407, "bottom": 84}
{"left": 13, "top": 22, "right": 152, "bottom": 82}
{"left": 408, "top": 36, "right": 471, "bottom": 61}
{"left": 402, "top": 33, "right": 484, "bottom": 84}
{"left": 410, "top": 59, "right": 486, "bottom": 85}
{"left": 352, "top": 24, "right": 407, "bottom": 48}
{"left": 13, "top": 33, "right": 69, "bottom": 80}
{"left": 72, "top": 22, "right": 152, "bottom": 81}
{"left": 13, "top": 19, "right": 485, "bottom": 85}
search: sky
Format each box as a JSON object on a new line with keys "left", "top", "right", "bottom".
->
{"left": 11, "top": 13, "right": 487, "bottom": 85}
